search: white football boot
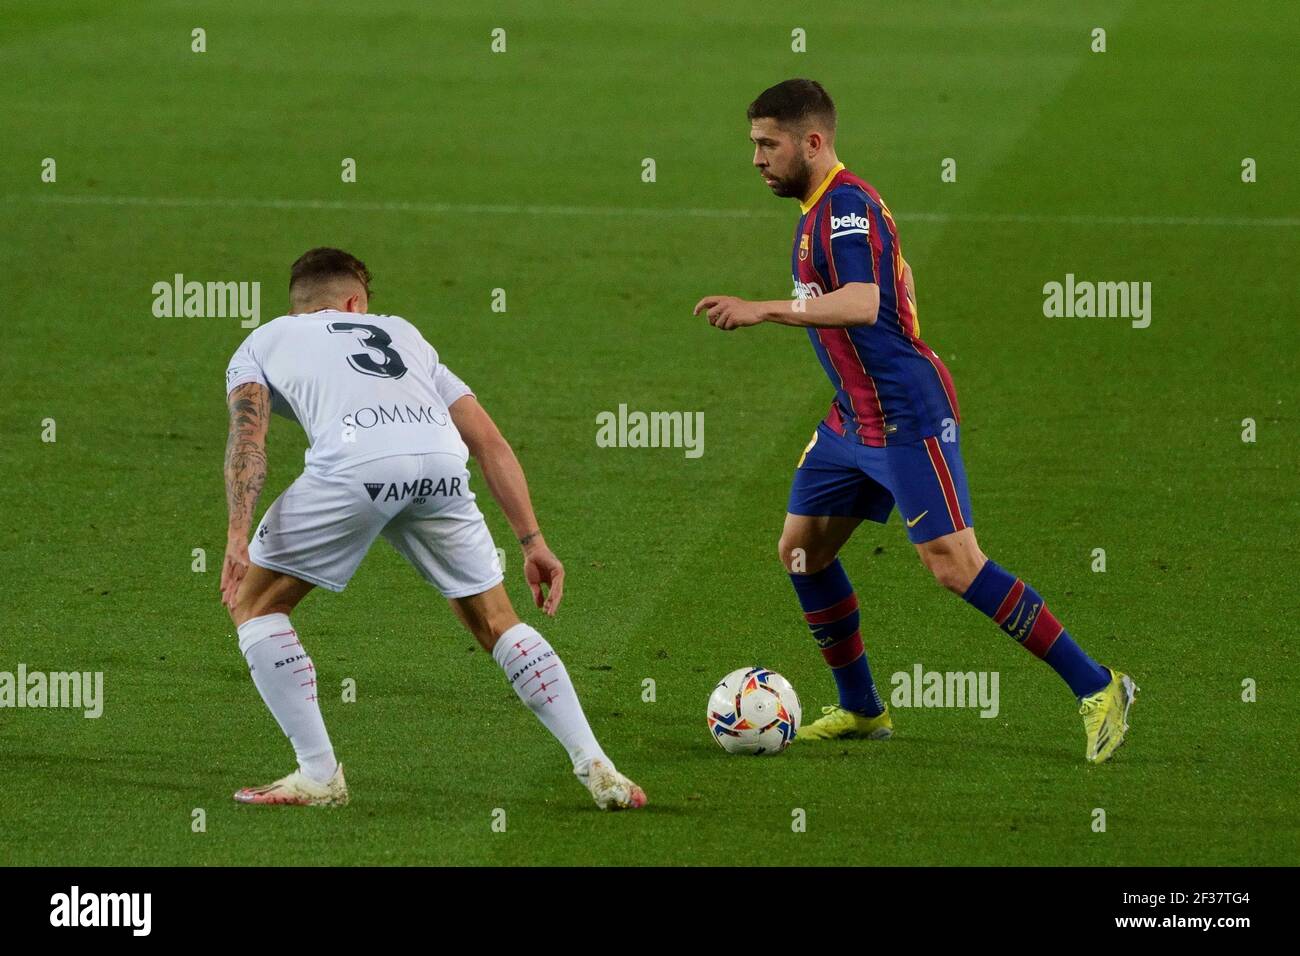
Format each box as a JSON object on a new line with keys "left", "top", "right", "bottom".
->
{"left": 576, "top": 759, "right": 647, "bottom": 810}
{"left": 234, "top": 763, "right": 349, "bottom": 807}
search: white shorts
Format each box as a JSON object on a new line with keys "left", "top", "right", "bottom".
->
{"left": 248, "top": 452, "right": 504, "bottom": 598}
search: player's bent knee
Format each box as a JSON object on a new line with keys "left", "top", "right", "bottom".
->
{"left": 468, "top": 612, "right": 521, "bottom": 654}
{"left": 230, "top": 592, "right": 266, "bottom": 628}
{"left": 779, "top": 537, "right": 834, "bottom": 575}
{"left": 450, "top": 584, "right": 522, "bottom": 651}
{"left": 484, "top": 608, "right": 521, "bottom": 642}
{"left": 917, "top": 533, "right": 986, "bottom": 595}
{"left": 231, "top": 595, "right": 291, "bottom": 628}
{"left": 931, "top": 564, "right": 971, "bottom": 595}
{"left": 924, "top": 552, "right": 984, "bottom": 595}
{"left": 230, "top": 565, "right": 315, "bottom": 627}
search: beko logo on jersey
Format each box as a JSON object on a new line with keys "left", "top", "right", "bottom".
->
{"left": 792, "top": 279, "right": 824, "bottom": 299}
{"left": 364, "top": 477, "right": 464, "bottom": 503}
{"left": 830, "top": 212, "right": 870, "bottom": 234}
{"left": 341, "top": 404, "right": 449, "bottom": 431}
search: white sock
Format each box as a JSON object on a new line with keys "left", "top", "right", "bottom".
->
{"left": 238, "top": 613, "right": 338, "bottom": 784}
{"left": 491, "top": 623, "right": 607, "bottom": 773}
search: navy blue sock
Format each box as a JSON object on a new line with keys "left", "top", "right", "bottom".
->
{"left": 962, "top": 560, "right": 1110, "bottom": 698}
{"left": 789, "top": 560, "right": 884, "bottom": 716}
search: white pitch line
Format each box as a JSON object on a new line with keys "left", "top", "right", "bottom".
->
{"left": 4, "top": 193, "right": 1297, "bottom": 228}
{"left": 4, "top": 193, "right": 776, "bottom": 220}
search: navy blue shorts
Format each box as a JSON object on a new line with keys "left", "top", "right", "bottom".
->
{"left": 787, "top": 422, "right": 974, "bottom": 544}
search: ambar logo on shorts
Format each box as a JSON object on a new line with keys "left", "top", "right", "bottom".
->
{"left": 363, "top": 476, "right": 465, "bottom": 503}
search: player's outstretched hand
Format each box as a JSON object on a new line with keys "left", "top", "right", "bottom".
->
{"left": 220, "top": 536, "right": 251, "bottom": 611}
{"left": 693, "top": 295, "right": 764, "bottom": 330}
{"left": 524, "top": 543, "right": 565, "bottom": 617}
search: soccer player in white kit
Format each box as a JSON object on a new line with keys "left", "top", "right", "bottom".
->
{"left": 220, "top": 248, "right": 645, "bottom": 810}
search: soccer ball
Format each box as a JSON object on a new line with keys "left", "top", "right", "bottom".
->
{"left": 707, "top": 666, "right": 801, "bottom": 755}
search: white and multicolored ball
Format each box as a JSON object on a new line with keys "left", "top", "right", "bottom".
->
{"left": 707, "top": 667, "right": 801, "bottom": 755}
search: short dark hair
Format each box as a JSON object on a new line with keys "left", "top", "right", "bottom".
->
{"left": 289, "top": 247, "right": 372, "bottom": 301}
{"left": 747, "top": 78, "right": 836, "bottom": 135}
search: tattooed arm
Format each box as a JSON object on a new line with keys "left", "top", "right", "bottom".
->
{"left": 221, "top": 382, "right": 271, "bottom": 610}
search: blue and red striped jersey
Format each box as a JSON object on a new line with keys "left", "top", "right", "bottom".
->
{"left": 791, "top": 163, "right": 960, "bottom": 446}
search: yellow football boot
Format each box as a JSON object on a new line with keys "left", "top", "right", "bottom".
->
{"left": 796, "top": 705, "right": 894, "bottom": 741}
{"left": 1080, "top": 668, "right": 1138, "bottom": 764}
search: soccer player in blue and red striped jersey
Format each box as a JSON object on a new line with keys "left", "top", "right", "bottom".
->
{"left": 693, "top": 79, "right": 1137, "bottom": 763}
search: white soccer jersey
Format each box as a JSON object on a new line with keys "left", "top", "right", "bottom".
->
{"left": 225, "top": 310, "right": 475, "bottom": 474}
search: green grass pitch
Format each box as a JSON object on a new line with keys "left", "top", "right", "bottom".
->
{"left": 1, "top": 1, "right": 1297, "bottom": 866}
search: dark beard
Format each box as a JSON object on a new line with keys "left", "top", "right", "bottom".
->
{"left": 770, "top": 157, "right": 814, "bottom": 199}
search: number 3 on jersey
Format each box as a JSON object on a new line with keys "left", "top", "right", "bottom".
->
{"left": 327, "top": 322, "right": 409, "bottom": 379}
